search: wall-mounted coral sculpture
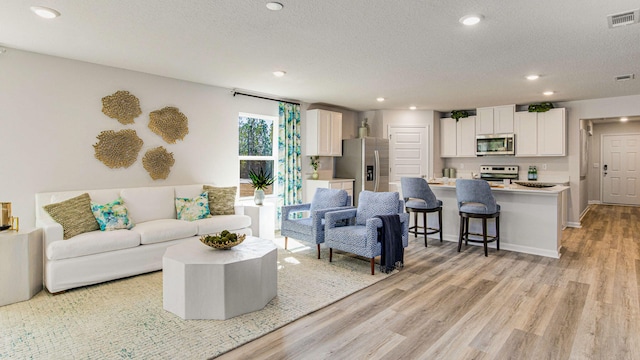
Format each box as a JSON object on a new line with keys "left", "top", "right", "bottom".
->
{"left": 93, "top": 129, "right": 143, "bottom": 168}
{"left": 142, "top": 146, "right": 175, "bottom": 180}
{"left": 101, "top": 90, "right": 142, "bottom": 125}
{"left": 148, "top": 106, "right": 189, "bottom": 144}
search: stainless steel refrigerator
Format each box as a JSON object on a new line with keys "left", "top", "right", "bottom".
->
{"left": 334, "top": 137, "right": 389, "bottom": 206}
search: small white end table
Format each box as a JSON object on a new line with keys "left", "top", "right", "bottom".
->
{"left": 0, "top": 228, "right": 43, "bottom": 307}
{"left": 163, "top": 236, "right": 277, "bottom": 320}
{"left": 244, "top": 203, "right": 275, "bottom": 240}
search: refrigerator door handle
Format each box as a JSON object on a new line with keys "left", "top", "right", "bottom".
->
{"left": 374, "top": 150, "right": 380, "bottom": 192}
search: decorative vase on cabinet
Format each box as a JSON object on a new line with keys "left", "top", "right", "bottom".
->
{"left": 254, "top": 189, "right": 265, "bottom": 205}
{"left": 312, "top": 171, "right": 319, "bottom": 180}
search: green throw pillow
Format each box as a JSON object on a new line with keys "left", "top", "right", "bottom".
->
{"left": 44, "top": 193, "right": 100, "bottom": 239}
{"left": 203, "top": 185, "right": 236, "bottom": 215}
{"left": 176, "top": 192, "right": 211, "bottom": 221}
{"left": 91, "top": 197, "right": 134, "bottom": 231}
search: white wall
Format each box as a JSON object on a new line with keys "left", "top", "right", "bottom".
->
{"left": 0, "top": 49, "right": 280, "bottom": 227}
{"left": 587, "top": 121, "right": 640, "bottom": 202}
{"left": 558, "top": 94, "right": 640, "bottom": 225}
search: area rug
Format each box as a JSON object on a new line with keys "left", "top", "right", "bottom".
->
{"left": 0, "top": 244, "right": 393, "bottom": 359}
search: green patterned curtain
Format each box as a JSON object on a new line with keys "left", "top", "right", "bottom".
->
{"left": 277, "top": 102, "right": 302, "bottom": 221}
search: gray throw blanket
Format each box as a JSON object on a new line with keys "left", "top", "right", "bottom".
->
{"left": 375, "top": 214, "right": 404, "bottom": 273}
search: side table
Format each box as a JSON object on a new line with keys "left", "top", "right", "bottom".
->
{"left": 0, "top": 228, "right": 43, "bottom": 306}
{"left": 244, "top": 203, "right": 275, "bottom": 240}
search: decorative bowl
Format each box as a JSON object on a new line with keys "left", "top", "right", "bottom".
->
{"left": 199, "top": 231, "right": 246, "bottom": 250}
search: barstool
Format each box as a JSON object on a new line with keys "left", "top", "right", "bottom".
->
{"left": 455, "top": 179, "right": 500, "bottom": 257}
{"left": 400, "top": 177, "right": 443, "bottom": 247}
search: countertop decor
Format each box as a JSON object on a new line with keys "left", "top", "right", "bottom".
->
{"left": 200, "top": 231, "right": 246, "bottom": 249}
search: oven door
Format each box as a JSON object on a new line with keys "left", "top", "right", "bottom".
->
{"left": 476, "top": 134, "right": 515, "bottom": 155}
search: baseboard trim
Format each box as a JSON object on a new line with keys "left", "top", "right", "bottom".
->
{"left": 434, "top": 235, "right": 560, "bottom": 259}
{"left": 566, "top": 222, "right": 582, "bottom": 228}
{"left": 588, "top": 200, "right": 601, "bottom": 205}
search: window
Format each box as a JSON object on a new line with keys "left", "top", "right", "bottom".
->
{"left": 239, "top": 113, "right": 278, "bottom": 197}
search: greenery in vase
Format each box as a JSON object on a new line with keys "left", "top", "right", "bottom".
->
{"left": 248, "top": 167, "right": 274, "bottom": 190}
{"left": 451, "top": 110, "right": 469, "bottom": 121}
{"left": 310, "top": 156, "right": 319, "bottom": 171}
{"left": 528, "top": 102, "right": 554, "bottom": 112}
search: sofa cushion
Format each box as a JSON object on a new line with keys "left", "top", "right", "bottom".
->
{"left": 43, "top": 193, "right": 100, "bottom": 239}
{"left": 203, "top": 185, "right": 237, "bottom": 215}
{"left": 130, "top": 219, "right": 198, "bottom": 245}
{"left": 46, "top": 229, "right": 140, "bottom": 261}
{"left": 91, "top": 197, "right": 135, "bottom": 231}
{"left": 194, "top": 215, "right": 251, "bottom": 235}
{"left": 175, "top": 192, "right": 211, "bottom": 221}
{"left": 120, "top": 186, "right": 176, "bottom": 223}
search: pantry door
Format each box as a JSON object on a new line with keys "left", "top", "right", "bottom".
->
{"left": 388, "top": 125, "right": 429, "bottom": 183}
{"left": 602, "top": 134, "right": 640, "bottom": 205}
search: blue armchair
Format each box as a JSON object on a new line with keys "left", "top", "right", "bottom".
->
{"left": 324, "top": 191, "right": 409, "bottom": 274}
{"left": 280, "top": 188, "right": 352, "bottom": 259}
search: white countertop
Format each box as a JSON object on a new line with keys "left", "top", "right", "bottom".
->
{"left": 427, "top": 182, "right": 569, "bottom": 195}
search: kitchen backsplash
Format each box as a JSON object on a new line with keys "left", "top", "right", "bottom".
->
{"left": 443, "top": 157, "right": 569, "bottom": 182}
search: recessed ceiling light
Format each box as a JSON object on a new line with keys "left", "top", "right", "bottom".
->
{"left": 526, "top": 74, "right": 540, "bottom": 80}
{"left": 30, "top": 6, "right": 60, "bottom": 19}
{"left": 543, "top": 91, "right": 555, "bottom": 96}
{"left": 376, "top": 97, "right": 385, "bottom": 102}
{"left": 409, "top": 106, "right": 417, "bottom": 110}
{"left": 460, "top": 14, "right": 483, "bottom": 26}
{"left": 266, "top": 2, "right": 283, "bottom": 11}
{"left": 273, "top": 70, "right": 286, "bottom": 77}
{"left": 621, "top": 117, "right": 629, "bottom": 122}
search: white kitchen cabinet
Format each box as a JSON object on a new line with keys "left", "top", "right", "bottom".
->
{"left": 514, "top": 108, "right": 566, "bottom": 157}
{"left": 514, "top": 111, "right": 538, "bottom": 156}
{"left": 440, "top": 117, "right": 457, "bottom": 157}
{"left": 456, "top": 116, "right": 477, "bottom": 157}
{"left": 476, "top": 105, "right": 515, "bottom": 135}
{"left": 305, "top": 109, "right": 342, "bottom": 156}
{"left": 537, "top": 108, "right": 566, "bottom": 156}
{"left": 440, "top": 117, "right": 476, "bottom": 158}
{"left": 304, "top": 179, "right": 354, "bottom": 205}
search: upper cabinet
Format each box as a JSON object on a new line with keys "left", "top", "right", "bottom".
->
{"left": 514, "top": 108, "right": 566, "bottom": 157}
{"left": 476, "top": 105, "right": 515, "bottom": 135}
{"left": 305, "top": 109, "right": 343, "bottom": 156}
{"left": 440, "top": 116, "right": 476, "bottom": 158}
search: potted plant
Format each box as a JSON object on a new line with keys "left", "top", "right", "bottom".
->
{"left": 451, "top": 110, "right": 469, "bottom": 122}
{"left": 310, "top": 156, "right": 320, "bottom": 179}
{"left": 248, "top": 167, "right": 274, "bottom": 205}
{"left": 528, "top": 102, "right": 554, "bottom": 112}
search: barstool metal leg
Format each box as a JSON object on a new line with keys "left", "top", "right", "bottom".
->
{"left": 438, "top": 209, "right": 443, "bottom": 242}
{"left": 496, "top": 215, "right": 500, "bottom": 251}
{"left": 482, "top": 218, "right": 488, "bottom": 257}
{"left": 457, "top": 214, "right": 464, "bottom": 252}
{"left": 423, "top": 211, "right": 428, "bottom": 247}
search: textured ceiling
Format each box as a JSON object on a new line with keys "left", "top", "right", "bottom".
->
{"left": 1, "top": 0, "right": 639, "bottom": 112}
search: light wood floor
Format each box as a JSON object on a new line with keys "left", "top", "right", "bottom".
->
{"left": 218, "top": 204, "right": 640, "bottom": 359}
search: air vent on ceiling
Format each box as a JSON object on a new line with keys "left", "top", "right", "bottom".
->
{"left": 607, "top": 9, "right": 639, "bottom": 28}
{"left": 615, "top": 74, "right": 635, "bottom": 81}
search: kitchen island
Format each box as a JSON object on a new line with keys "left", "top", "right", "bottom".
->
{"left": 418, "top": 182, "right": 569, "bottom": 258}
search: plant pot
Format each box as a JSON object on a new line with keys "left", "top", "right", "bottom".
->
{"left": 312, "top": 171, "right": 319, "bottom": 180}
{"left": 254, "top": 189, "right": 265, "bottom": 205}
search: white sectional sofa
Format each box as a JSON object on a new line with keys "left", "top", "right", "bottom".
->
{"left": 35, "top": 184, "right": 252, "bottom": 293}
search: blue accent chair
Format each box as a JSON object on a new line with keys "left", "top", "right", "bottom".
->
{"left": 324, "top": 191, "right": 409, "bottom": 274}
{"left": 455, "top": 179, "right": 500, "bottom": 256}
{"left": 280, "top": 188, "right": 352, "bottom": 259}
{"left": 400, "top": 177, "right": 443, "bottom": 247}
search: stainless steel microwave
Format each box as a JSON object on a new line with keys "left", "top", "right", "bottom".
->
{"left": 476, "top": 134, "right": 515, "bottom": 156}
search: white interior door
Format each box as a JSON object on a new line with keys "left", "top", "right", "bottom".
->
{"left": 602, "top": 134, "right": 640, "bottom": 205}
{"left": 388, "top": 125, "right": 429, "bottom": 184}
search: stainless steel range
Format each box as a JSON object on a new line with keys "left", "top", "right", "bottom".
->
{"left": 479, "top": 165, "right": 519, "bottom": 182}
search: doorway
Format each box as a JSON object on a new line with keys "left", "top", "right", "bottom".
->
{"left": 388, "top": 125, "right": 429, "bottom": 183}
{"left": 601, "top": 133, "right": 640, "bottom": 205}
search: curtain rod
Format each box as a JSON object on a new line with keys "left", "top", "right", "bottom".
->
{"left": 232, "top": 91, "right": 300, "bottom": 106}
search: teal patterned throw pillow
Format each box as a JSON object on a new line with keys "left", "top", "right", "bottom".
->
{"left": 91, "top": 197, "right": 134, "bottom": 231}
{"left": 176, "top": 192, "right": 211, "bottom": 221}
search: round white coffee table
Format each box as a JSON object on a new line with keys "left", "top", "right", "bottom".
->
{"left": 162, "top": 236, "right": 277, "bottom": 320}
